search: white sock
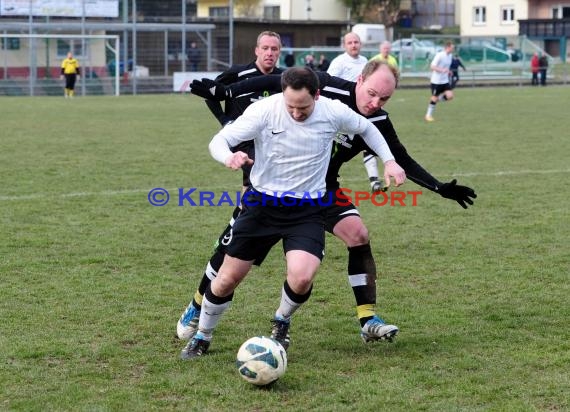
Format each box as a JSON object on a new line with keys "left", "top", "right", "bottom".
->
{"left": 275, "top": 286, "right": 302, "bottom": 320}
{"left": 199, "top": 294, "right": 232, "bottom": 339}
{"left": 363, "top": 153, "right": 379, "bottom": 181}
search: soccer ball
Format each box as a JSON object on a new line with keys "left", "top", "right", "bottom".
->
{"left": 236, "top": 336, "right": 287, "bottom": 386}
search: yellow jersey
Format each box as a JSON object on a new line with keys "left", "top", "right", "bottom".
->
{"left": 369, "top": 53, "right": 398, "bottom": 68}
{"left": 61, "top": 58, "right": 80, "bottom": 75}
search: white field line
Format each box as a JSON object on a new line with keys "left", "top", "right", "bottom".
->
{"left": 1, "top": 169, "right": 569, "bottom": 202}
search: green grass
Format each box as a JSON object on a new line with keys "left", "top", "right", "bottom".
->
{"left": 1, "top": 88, "right": 569, "bottom": 411}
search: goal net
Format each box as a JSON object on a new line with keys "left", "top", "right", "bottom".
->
{"left": 0, "top": 33, "right": 120, "bottom": 96}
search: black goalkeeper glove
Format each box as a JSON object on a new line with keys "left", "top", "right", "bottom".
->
{"left": 437, "top": 179, "right": 477, "bottom": 209}
{"left": 190, "top": 78, "right": 231, "bottom": 101}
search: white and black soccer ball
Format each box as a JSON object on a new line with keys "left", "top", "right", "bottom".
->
{"left": 236, "top": 336, "right": 287, "bottom": 386}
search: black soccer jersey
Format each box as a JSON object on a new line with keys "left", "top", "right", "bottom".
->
{"left": 206, "top": 62, "right": 284, "bottom": 126}
{"left": 205, "top": 62, "right": 283, "bottom": 184}
{"left": 317, "top": 73, "right": 441, "bottom": 191}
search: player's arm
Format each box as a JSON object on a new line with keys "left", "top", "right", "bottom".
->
{"left": 208, "top": 102, "right": 263, "bottom": 168}
{"left": 316, "top": 72, "right": 350, "bottom": 91}
{"left": 193, "top": 72, "right": 333, "bottom": 101}
{"left": 339, "top": 106, "right": 405, "bottom": 187}
{"left": 204, "top": 70, "right": 238, "bottom": 126}
{"left": 373, "top": 118, "right": 477, "bottom": 208}
{"left": 205, "top": 99, "right": 230, "bottom": 126}
{"left": 358, "top": 123, "right": 405, "bottom": 188}
{"left": 430, "top": 55, "right": 447, "bottom": 74}
{"left": 191, "top": 75, "right": 282, "bottom": 102}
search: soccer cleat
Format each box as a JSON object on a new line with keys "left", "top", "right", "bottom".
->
{"left": 424, "top": 115, "right": 435, "bottom": 122}
{"left": 180, "top": 335, "right": 210, "bottom": 360}
{"left": 177, "top": 303, "right": 200, "bottom": 340}
{"left": 370, "top": 180, "right": 388, "bottom": 193}
{"left": 360, "top": 316, "right": 399, "bottom": 343}
{"left": 270, "top": 317, "right": 291, "bottom": 350}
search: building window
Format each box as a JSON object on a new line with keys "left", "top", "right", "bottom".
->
{"left": 473, "top": 6, "right": 486, "bottom": 25}
{"left": 552, "top": 6, "right": 570, "bottom": 19}
{"left": 501, "top": 6, "right": 515, "bottom": 24}
{"left": 57, "top": 40, "right": 83, "bottom": 58}
{"left": 1, "top": 38, "right": 20, "bottom": 50}
{"left": 264, "top": 6, "right": 280, "bottom": 19}
{"left": 209, "top": 7, "right": 229, "bottom": 18}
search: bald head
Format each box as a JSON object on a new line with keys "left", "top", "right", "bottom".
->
{"left": 343, "top": 32, "right": 362, "bottom": 58}
{"left": 379, "top": 41, "right": 392, "bottom": 57}
{"left": 354, "top": 60, "right": 398, "bottom": 116}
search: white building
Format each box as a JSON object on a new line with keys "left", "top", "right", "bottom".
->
{"left": 459, "top": 1, "right": 529, "bottom": 37}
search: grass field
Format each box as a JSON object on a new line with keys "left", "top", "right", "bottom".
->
{"left": 1, "top": 86, "right": 569, "bottom": 411}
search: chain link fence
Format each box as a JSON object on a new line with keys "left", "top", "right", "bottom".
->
{"left": 1, "top": 1, "right": 568, "bottom": 95}
{"left": 0, "top": 0, "right": 223, "bottom": 96}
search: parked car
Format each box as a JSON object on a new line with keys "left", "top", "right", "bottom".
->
{"left": 391, "top": 38, "right": 441, "bottom": 61}
{"left": 456, "top": 40, "right": 511, "bottom": 62}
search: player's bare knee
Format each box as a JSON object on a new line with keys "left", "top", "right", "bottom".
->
{"left": 346, "top": 225, "right": 369, "bottom": 246}
{"left": 286, "top": 272, "right": 314, "bottom": 293}
{"left": 212, "top": 272, "right": 241, "bottom": 295}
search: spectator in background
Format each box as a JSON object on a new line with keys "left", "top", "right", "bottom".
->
{"left": 370, "top": 41, "right": 398, "bottom": 68}
{"left": 317, "top": 54, "right": 330, "bottom": 71}
{"left": 188, "top": 41, "right": 201, "bottom": 71}
{"left": 538, "top": 53, "right": 548, "bottom": 86}
{"left": 327, "top": 32, "right": 368, "bottom": 81}
{"left": 449, "top": 54, "right": 466, "bottom": 89}
{"left": 60, "top": 51, "right": 80, "bottom": 98}
{"left": 530, "top": 52, "right": 539, "bottom": 86}
{"left": 304, "top": 54, "right": 316, "bottom": 70}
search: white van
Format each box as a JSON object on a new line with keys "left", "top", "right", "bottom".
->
{"left": 351, "top": 24, "right": 387, "bottom": 46}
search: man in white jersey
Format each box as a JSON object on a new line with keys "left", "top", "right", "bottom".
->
{"left": 327, "top": 32, "right": 368, "bottom": 81}
{"left": 425, "top": 41, "right": 455, "bottom": 122}
{"left": 182, "top": 67, "right": 406, "bottom": 359}
{"left": 328, "top": 32, "right": 382, "bottom": 191}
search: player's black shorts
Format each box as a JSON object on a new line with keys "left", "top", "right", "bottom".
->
{"left": 430, "top": 82, "right": 451, "bottom": 97}
{"left": 224, "top": 190, "right": 326, "bottom": 262}
{"left": 65, "top": 73, "right": 77, "bottom": 90}
{"left": 324, "top": 188, "right": 360, "bottom": 233}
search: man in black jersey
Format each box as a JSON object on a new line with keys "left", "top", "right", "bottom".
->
{"left": 179, "top": 60, "right": 477, "bottom": 358}
{"left": 204, "top": 30, "right": 283, "bottom": 191}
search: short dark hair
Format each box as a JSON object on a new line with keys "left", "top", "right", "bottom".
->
{"left": 280, "top": 67, "right": 319, "bottom": 97}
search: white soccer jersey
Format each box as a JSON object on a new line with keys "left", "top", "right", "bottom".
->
{"left": 209, "top": 93, "right": 395, "bottom": 198}
{"left": 326, "top": 53, "right": 368, "bottom": 81}
{"left": 430, "top": 50, "right": 453, "bottom": 84}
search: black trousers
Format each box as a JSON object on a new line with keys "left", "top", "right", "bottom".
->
{"left": 65, "top": 73, "right": 77, "bottom": 90}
